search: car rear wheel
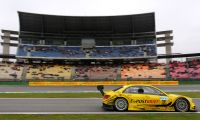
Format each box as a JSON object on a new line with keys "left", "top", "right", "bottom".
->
{"left": 174, "top": 98, "right": 190, "bottom": 112}
{"left": 114, "top": 98, "right": 128, "bottom": 111}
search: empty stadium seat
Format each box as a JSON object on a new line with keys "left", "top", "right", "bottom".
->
{"left": 26, "top": 64, "right": 72, "bottom": 80}
{"left": 17, "top": 44, "right": 157, "bottom": 59}
{"left": 170, "top": 60, "right": 200, "bottom": 79}
{"left": 0, "top": 63, "right": 23, "bottom": 80}
{"left": 1, "top": 60, "right": 199, "bottom": 81}
{"left": 74, "top": 65, "right": 118, "bottom": 80}
{"left": 121, "top": 63, "right": 166, "bottom": 79}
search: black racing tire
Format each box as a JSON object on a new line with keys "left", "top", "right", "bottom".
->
{"left": 174, "top": 98, "right": 190, "bottom": 112}
{"left": 114, "top": 98, "right": 128, "bottom": 111}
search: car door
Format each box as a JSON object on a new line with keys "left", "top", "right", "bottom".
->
{"left": 141, "top": 86, "right": 171, "bottom": 110}
{"left": 123, "top": 86, "right": 170, "bottom": 111}
{"left": 123, "top": 86, "right": 149, "bottom": 110}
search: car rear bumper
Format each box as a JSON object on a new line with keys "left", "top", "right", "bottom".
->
{"left": 102, "top": 103, "right": 114, "bottom": 110}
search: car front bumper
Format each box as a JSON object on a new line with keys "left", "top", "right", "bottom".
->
{"left": 190, "top": 103, "right": 196, "bottom": 112}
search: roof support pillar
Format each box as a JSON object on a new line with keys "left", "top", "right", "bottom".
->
{"left": 2, "top": 31, "right": 10, "bottom": 62}
{"left": 165, "top": 33, "right": 172, "bottom": 79}
{"left": 165, "top": 33, "right": 172, "bottom": 63}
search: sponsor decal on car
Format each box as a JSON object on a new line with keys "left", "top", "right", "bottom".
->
{"left": 160, "top": 96, "right": 168, "bottom": 101}
{"left": 131, "top": 99, "right": 159, "bottom": 103}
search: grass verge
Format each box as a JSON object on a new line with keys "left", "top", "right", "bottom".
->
{"left": 0, "top": 114, "right": 200, "bottom": 120}
{"left": 0, "top": 92, "right": 199, "bottom": 98}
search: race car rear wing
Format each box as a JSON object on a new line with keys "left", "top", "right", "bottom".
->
{"left": 97, "top": 85, "right": 104, "bottom": 96}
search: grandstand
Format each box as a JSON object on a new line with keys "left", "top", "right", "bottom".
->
{"left": 0, "top": 61, "right": 200, "bottom": 80}
{"left": 170, "top": 60, "right": 200, "bottom": 79}
{"left": 1, "top": 11, "right": 200, "bottom": 82}
{"left": 17, "top": 44, "right": 156, "bottom": 59}
{"left": 26, "top": 64, "right": 72, "bottom": 80}
{"left": 74, "top": 65, "right": 119, "bottom": 80}
{"left": 121, "top": 63, "right": 166, "bottom": 79}
{"left": 15, "top": 12, "right": 157, "bottom": 60}
{"left": 0, "top": 63, "right": 23, "bottom": 80}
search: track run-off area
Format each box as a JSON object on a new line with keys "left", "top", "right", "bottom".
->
{"left": 0, "top": 98, "right": 199, "bottom": 114}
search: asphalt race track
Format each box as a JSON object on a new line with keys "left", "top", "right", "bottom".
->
{"left": 0, "top": 98, "right": 199, "bottom": 114}
{"left": 0, "top": 85, "right": 200, "bottom": 114}
{"left": 0, "top": 85, "right": 200, "bottom": 93}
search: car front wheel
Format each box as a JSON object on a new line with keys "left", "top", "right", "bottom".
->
{"left": 114, "top": 98, "right": 128, "bottom": 111}
{"left": 174, "top": 98, "right": 190, "bottom": 112}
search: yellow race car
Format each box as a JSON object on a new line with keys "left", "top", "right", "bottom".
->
{"left": 97, "top": 85, "right": 196, "bottom": 112}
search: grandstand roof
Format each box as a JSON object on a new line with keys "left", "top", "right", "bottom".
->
{"left": 18, "top": 12, "right": 155, "bottom": 36}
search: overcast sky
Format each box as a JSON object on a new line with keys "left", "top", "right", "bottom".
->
{"left": 0, "top": 0, "right": 200, "bottom": 55}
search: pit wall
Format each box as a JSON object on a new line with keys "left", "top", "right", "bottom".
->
{"left": 29, "top": 81, "right": 179, "bottom": 86}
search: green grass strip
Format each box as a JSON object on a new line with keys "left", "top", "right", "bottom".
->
{"left": 179, "top": 80, "right": 200, "bottom": 85}
{"left": 0, "top": 114, "right": 199, "bottom": 120}
{"left": 0, "top": 81, "right": 28, "bottom": 86}
{"left": 167, "top": 92, "right": 200, "bottom": 98}
{"left": 0, "top": 92, "right": 199, "bottom": 98}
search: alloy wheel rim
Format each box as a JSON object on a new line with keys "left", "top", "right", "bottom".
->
{"left": 115, "top": 99, "right": 127, "bottom": 111}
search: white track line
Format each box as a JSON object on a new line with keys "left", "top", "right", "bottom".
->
{"left": 0, "top": 98, "right": 198, "bottom": 100}
{"left": 0, "top": 91, "right": 99, "bottom": 93}
{"left": 0, "top": 98, "right": 199, "bottom": 100}
{"left": 0, "top": 98, "right": 102, "bottom": 99}
{"left": 0, "top": 112, "right": 199, "bottom": 114}
{"left": 1, "top": 90, "right": 200, "bottom": 93}
{"left": 165, "top": 90, "right": 200, "bottom": 92}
